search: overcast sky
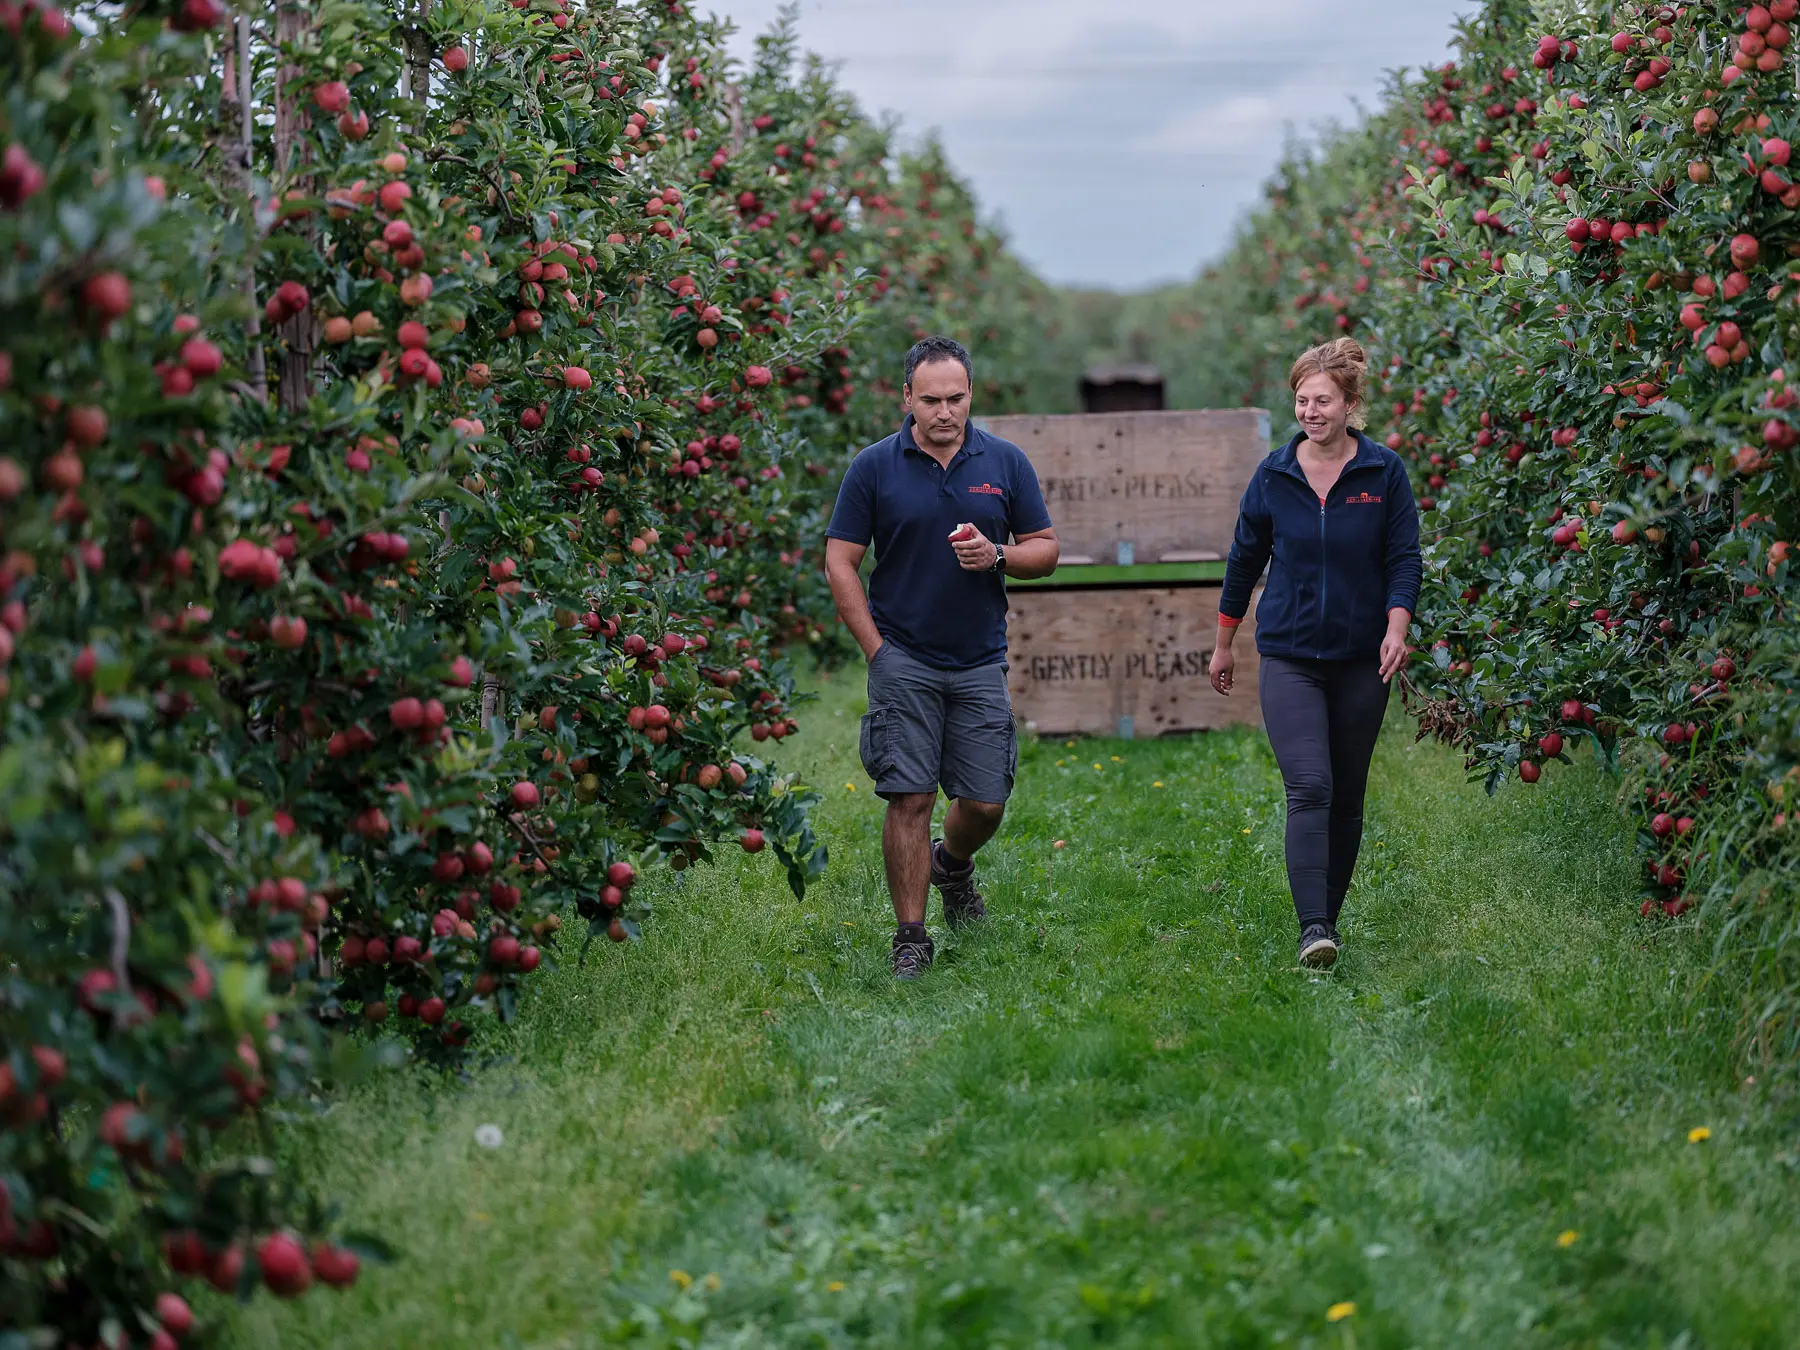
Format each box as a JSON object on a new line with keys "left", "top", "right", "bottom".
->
{"left": 712, "top": 0, "right": 1471, "bottom": 290}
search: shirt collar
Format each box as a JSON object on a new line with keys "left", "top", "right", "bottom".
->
{"left": 1271, "top": 428, "right": 1381, "bottom": 480}
{"left": 899, "top": 414, "right": 984, "bottom": 459}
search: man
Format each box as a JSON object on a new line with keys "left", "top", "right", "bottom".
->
{"left": 824, "top": 336, "right": 1060, "bottom": 979}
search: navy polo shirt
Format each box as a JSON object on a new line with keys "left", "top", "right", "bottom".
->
{"left": 826, "top": 415, "right": 1052, "bottom": 670}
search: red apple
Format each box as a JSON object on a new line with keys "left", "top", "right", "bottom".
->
{"left": 310, "top": 1241, "right": 361, "bottom": 1288}
{"left": 155, "top": 1292, "right": 194, "bottom": 1336}
{"left": 257, "top": 1231, "right": 311, "bottom": 1296}
{"left": 312, "top": 81, "right": 351, "bottom": 115}
{"left": 270, "top": 615, "right": 307, "bottom": 649}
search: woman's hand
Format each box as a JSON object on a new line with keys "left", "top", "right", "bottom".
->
{"left": 1379, "top": 608, "right": 1412, "bottom": 683}
{"left": 1209, "top": 642, "right": 1235, "bottom": 696}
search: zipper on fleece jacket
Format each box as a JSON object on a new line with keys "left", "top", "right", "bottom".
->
{"left": 1317, "top": 494, "right": 1327, "bottom": 660}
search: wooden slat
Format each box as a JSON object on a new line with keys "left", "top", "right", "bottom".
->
{"left": 1005, "top": 585, "right": 1262, "bottom": 737}
{"left": 984, "top": 409, "right": 1269, "bottom": 565}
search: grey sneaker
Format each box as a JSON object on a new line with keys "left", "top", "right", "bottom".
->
{"left": 931, "top": 840, "right": 987, "bottom": 927}
{"left": 891, "top": 925, "right": 935, "bottom": 980}
{"left": 1299, "top": 923, "right": 1339, "bottom": 970}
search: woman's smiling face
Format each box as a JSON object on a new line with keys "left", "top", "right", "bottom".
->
{"left": 1294, "top": 371, "right": 1352, "bottom": 446}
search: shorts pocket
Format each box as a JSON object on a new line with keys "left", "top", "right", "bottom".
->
{"left": 858, "top": 708, "right": 890, "bottom": 782}
{"left": 1006, "top": 715, "right": 1019, "bottom": 780}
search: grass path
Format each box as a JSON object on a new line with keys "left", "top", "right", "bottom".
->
{"left": 228, "top": 671, "right": 1800, "bottom": 1349}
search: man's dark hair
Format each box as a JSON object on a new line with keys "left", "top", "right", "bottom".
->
{"left": 903, "top": 335, "right": 973, "bottom": 388}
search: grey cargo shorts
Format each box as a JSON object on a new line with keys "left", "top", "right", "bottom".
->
{"left": 859, "top": 641, "right": 1018, "bottom": 804}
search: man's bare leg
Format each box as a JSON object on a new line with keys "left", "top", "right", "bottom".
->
{"left": 882, "top": 792, "right": 936, "bottom": 924}
{"left": 941, "top": 798, "right": 1004, "bottom": 863}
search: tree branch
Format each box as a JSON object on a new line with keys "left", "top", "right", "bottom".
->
{"left": 102, "top": 887, "right": 134, "bottom": 993}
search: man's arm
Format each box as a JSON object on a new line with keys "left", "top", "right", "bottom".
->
{"left": 824, "top": 537, "right": 883, "bottom": 660}
{"left": 1006, "top": 527, "right": 1059, "bottom": 578}
{"left": 949, "top": 525, "right": 1058, "bottom": 578}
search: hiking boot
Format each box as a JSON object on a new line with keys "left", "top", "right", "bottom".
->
{"left": 931, "top": 840, "right": 987, "bottom": 927}
{"left": 1298, "top": 923, "right": 1339, "bottom": 970}
{"left": 891, "top": 924, "right": 935, "bottom": 980}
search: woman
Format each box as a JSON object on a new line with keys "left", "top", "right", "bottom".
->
{"left": 1209, "top": 338, "right": 1422, "bottom": 969}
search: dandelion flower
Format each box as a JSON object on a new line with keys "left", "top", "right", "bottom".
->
{"left": 1556, "top": 1229, "right": 1579, "bottom": 1248}
{"left": 704, "top": 1273, "right": 721, "bottom": 1291}
{"left": 473, "top": 1124, "right": 504, "bottom": 1150}
{"left": 845, "top": 782, "right": 857, "bottom": 792}
{"left": 1153, "top": 781, "right": 1164, "bottom": 788}
{"left": 1688, "top": 1125, "right": 1712, "bottom": 1143}
{"left": 827, "top": 1281, "right": 846, "bottom": 1292}
{"left": 1092, "top": 762, "right": 1103, "bottom": 771}
{"left": 1110, "top": 755, "right": 1123, "bottom": 763}
{"left": 1327, "top": 1301, "right": 1356, "bottom": 1322}
{"left": 1241, "top": 827, "right": 1253, "bottom": 835}
{"left": 670, "top": 1269, "right": 694, "bottom": 1290}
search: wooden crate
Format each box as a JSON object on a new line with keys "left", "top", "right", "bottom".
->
{"left": 1005, "top": 584, "right": 1261, "bottom": 738}
{"left": 983, "top": 408, "right": 1269, "bottom": 566}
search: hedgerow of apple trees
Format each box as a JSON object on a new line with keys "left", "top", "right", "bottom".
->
{"left": 1134, "top": 0, "right": 1800, "bottom": 1070}
{"left": 0, "top": 0, "right": 1055, "bottom": 1342}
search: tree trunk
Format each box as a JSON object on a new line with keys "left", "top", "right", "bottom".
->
{"left": 404, "top": 0, "right": 432, "bottom": 137}
{"left": 225, "top": 17, "right": 269, "bottom": 404}
{"left": 272, "top": 0, "right": 316, "bottom": 411}
{"left": 725, "top": 82, "right": 745, "bottom": 153}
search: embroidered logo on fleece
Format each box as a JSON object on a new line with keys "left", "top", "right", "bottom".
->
{"left": 1344, "top": 492, "right": 1383, "bottom": 505}
{"left": 967, "top": 483, "right": 1004, "bottom": 495}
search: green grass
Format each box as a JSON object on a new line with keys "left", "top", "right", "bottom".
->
{"left": 1009, "top": 560, "right": 1228, "bottom": 587}
{"left": 224, "top": 672, "right": 1800, "bottom": 1349}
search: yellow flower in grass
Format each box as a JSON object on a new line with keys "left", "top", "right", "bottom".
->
{"left": 1092, "top": 762, "right": 1103, "bottom": 771}
{"left": 827, "top": 1281, "right": 846, "bottom": 1292}
{"left": 844, "top": 782, "right": 857, "bottom": 792}
{"left": 1689, "top": 1125, "right": 1712, "bottom": 1143}
{"left": 670, "top": 1269, "right": 693, "bottom": 1289}
{"left": 1241, "top": 827, "right": 1253, "bottom": 835}
{"left": 1153, "top": 781, "right": 1164, "bottom": 788}
{"left": 704, "top": 1273, "right": 721, "bottom": 1291}
{"left": 1327, "top": 1301, "right": 1356, "bottom": 1322}
{"left": 1110, "top": 755, "right": 1123, "bottom": 763}
{"left": 1557, "top": 1229, "right": 1579, "bottom": 1248}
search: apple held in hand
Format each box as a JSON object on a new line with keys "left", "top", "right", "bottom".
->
{"left": 948, "top": 522, "right": 977, "bottom": 544}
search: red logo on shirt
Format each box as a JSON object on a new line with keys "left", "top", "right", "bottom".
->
{"left": 967, "top": 483, "right": 1004, "bottom": 495}
{"left": 1345, "top": 492, "right": 1383, "bottom": 505}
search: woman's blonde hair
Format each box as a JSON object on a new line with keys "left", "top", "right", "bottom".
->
{"left": 1288, "top": 337, "right": 1369, "bottom": 430}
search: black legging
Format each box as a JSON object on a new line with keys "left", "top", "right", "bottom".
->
{"left": 1259, "top": 656, "right": 1390, "bottom": 928}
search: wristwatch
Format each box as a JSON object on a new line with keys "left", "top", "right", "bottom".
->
{"left": 990, "top": 544, "right": 1006, "bottom": 574}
